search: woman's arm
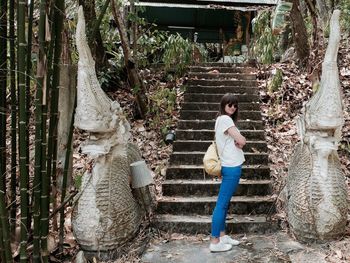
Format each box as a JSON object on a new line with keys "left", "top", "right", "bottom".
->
{"left": 226, "top": 126, "right": 246, "bottom": 148}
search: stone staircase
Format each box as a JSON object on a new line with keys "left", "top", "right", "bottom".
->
{"left": 155, "top": 63, "right": 276, "bottom": 234}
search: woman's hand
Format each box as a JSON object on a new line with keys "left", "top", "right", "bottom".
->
{"left": 235, "top": 141, "right": 244, "bottom": 149}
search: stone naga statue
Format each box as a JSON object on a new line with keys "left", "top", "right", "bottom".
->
{"left": 72, "top": 6, "right": 142, "bottom": 252}
{"left": 286, "top": 10, "right": 348, "bottom": 243}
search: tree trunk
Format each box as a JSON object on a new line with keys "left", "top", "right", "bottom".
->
{"left": 315, "top": 0, "right": 330, "bottom": 30}
{"left": 59, "top": 95, "right": 76, "bottom": 253}
{"left": 57, "top": 29, "right": 76, "bottom": 192}
{"left": 305, "top": 0, "right": 319, "bottom": 49}
{"left": 111, "top": 0, "right": 148, "bottom": 119}
{"left": 78, "top": 0, "right": 107, "bottom": 71}
{"left": 289, "top": 0, "right": 310, "bottom": 66}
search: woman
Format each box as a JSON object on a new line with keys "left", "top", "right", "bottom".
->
{"left": 209, "top": 93, "right": 246, "bottom": 252}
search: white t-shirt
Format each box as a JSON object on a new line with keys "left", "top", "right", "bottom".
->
{"left": 215, "top": 115, "right": 245, "bottom": 167}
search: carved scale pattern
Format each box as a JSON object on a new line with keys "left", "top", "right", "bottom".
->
{"left": 72, "top": 143, "right": 142, "bottom": 251}
{"left": 287, "top": 143, "right": 348, "bottom": 242}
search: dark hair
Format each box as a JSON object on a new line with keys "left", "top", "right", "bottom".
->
{"left": 219, "top": 93, "right": 239, "bottom": 122}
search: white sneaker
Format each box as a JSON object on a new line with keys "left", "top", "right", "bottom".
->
{"left": 209, "top": 241, "right": 232, "bottom": 252}
{"left": 220, "top": 235, "right": 240, "bottom": 246}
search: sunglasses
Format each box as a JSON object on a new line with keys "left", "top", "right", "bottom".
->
{"left": 227, "top": 103, "right": 237, "bottom": 108}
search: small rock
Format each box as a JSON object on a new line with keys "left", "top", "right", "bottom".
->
{"left": 74, "top": 251, "right": 87, "bottom": 263}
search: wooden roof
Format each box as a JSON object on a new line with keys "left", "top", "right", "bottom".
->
{"left": 136, "top": 0, "right": 277, "bottom": 42}
{"left": 138, "top": 0, "right": 278, "bottom": 8}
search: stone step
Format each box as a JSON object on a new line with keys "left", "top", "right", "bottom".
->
{"left": 180, "top": 110, "right": 261, "bottom": 120}
{"left": 189, "top": 66, "right": 256, "bottom": 73}
{"left": 196, "top": 62, "right": 255, "bottom": 68}
{"left": 186, "top": 79, "right": 257, "bottom": 86}
{"left": 165, "top": 164, "right": 270, "bottom": 180}
{"left": 186, "top": 85, "right": 258, "bottom": 94}
{"left": 188, "top": 72, "right": 256, "bottom": 80}
{"left": 176, "top": 129, "right": 265, "bottom": 141}
{"left": 181, "top": 102, "right": 260, "bottom": 111}
{"left": 184, "top": 93, "right": 259, "bottom": 103}
{"left": 154, "top": 214, "right": 277, "bottom": 234}
{"left": 170, "top": 152, "right": 268, "bottom": 165}
{"left": 173, "top": 140, "right": 267, "bottom": 153}
{"left": 157, "top": 195, "right": 275, "bottom": 215}
{"left": 162, "top": 179, "right": 272, "bottom": 197}
{"left": 177, "top": 120, "right": 264, "bottom": 130}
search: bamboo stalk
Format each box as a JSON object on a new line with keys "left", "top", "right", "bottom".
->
{"left": 1, "top": 4, "right": 11, "bottom": 256}
{"left": 17, "top": 0, "right": 29, "bottom": 261}
{"left": 9, "top": 0, "right": 17, "bottom": 238}
{"left": 0, "top": 4, "right": 12, "bottom": 254}
{"left": 25, "top": 0, "right": 34, "bottom": 235}
{"left": 25, "top": 0, "right": 34, "bottom": 95}
{"left": 40, "top": 61, "right": 50, "bottom": 263}
{"left": 0, "top": 193, "right": 12, "bottom": 263}
{"left": 0, "top": 224, "right": 5, "bottom": 262}
{"left": 52, "top": 133, "right": 58, "bottom": 232}
{"left": 59, "top": 95, "right": 76, "bottom": 252}
{"left": 40, "top": 0, "right": 55, "bottom": 258}
{"left": 50, "top": 191, "right": 77, "bottom": 219}
{"left": 33, "top": 0, "right": 47, "bottom": 261}
{"left": 0, "top": 0, "right": 8, "bottom": 199}
{"left": 42, "top": 1, "right": 65, "bottom": 262}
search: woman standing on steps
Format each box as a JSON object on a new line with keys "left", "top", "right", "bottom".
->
{"left": 210, "top": 93, "right": 246, "bottom": 253}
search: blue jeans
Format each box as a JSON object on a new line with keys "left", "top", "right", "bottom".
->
{"left": 211, "top": 165, "right": 242, "bottom": 238}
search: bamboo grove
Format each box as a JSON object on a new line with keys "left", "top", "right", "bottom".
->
{"left": 0, "top": 0, "right": 74, "bottom": 262}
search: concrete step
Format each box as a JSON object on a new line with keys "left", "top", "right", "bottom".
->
{"left": 173, "top": 140, "right": 267, "bottom": 153}
{"left": 177, "top": 120, "right": 264, "bottom": 130}
{"left": 166, "top": 164, "right": 270, "bottom": 180}
{"left": 169, "top": 152, "right": 268, "bottom": 166}
{"left": 154, "top": 214, "right": 277, "bottom": 234}
{"left": 186, "top": 79, "right": 257, "bottom": 86}
{"left": 180, "top": 110, "right": 261, "bottom": 120}
{"left": 162, "top": 179, "right": 272, "bottom": 197}
{"left": 188, "top": 72, "right": 256, "bottom": 80}
{"left": 189, "top": 66, "right": 256, "bottom": 73}
{"left": 157, "top": 195, "right": 275, "bottom": 215}
{"left": 184, "top": 93, "right": 259, "bottom": 103}
{"left": 186, "top": 85, "right": 258, "bottom": 94}
{"left": 181, "top": 102, "right": 260, "bottom": 111}
{"left": 196, "top": 62, "right": 255, "bottom": 68}
{"left": 176, "top": 129, "right": 265, "bottom": 141}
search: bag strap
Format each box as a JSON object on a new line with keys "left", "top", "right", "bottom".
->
{"left": 204, "top": 118, "right": 228, "bottom": 180}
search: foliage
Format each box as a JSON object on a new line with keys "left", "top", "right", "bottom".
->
{"left": 148, "top": 85, "right": 177, "bottom": 132}
{"left": 136, "top": 27, "right": 169, "bottom": 68}
{"left": 74, "top": 173, "right": 83, "bottom": 189}
{"left": 162, "top": 33, "right": 194, "bottom": 75}
{"left": 268, "top": 68, "right": 283, "bottom": 94}
{"left": 304, "top": 15, "right": 314, "bottom": 40}
{"left": 194, "top": 43, "right": 208, "bottom": 62}
{"left": 340, "top": 0, "right": 350, "bottom": 34}
{"left": 252, "top": 10, "right": 279, "bottom": 64}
